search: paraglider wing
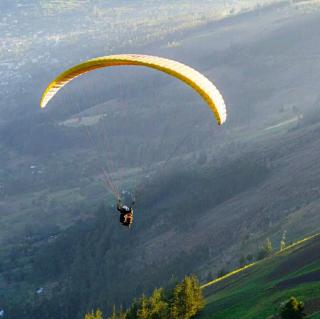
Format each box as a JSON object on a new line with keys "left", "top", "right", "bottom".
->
{"left": 40, "top": 54, "right": 227, "bottom": 124}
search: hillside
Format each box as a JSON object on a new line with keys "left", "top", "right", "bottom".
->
{"left": 200, "top": 233, "right": 320, "bottom": 319}
{"left": 1, "top": 2, "right": 320, "bottom": 318}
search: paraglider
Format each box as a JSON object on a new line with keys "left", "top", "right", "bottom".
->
{"left": 40, "top": 54, "right": 227, "bottom": 227}
{"left": 40, "top": 54, "right": 227, "bottom": 124}
{"left": 117, "top": 198, "right": 134, "bottom": 228}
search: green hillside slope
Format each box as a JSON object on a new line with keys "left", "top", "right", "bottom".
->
{"left": 200, "top": 233, "right": 320, "bottom": 319}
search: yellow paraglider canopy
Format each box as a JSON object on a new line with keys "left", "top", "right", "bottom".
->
{"left": 40, "top": 54, "right": 227, "bottom": 125}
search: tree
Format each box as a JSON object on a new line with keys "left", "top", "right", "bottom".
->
{"left": 279, "top": 296, "right": 305, "bottom": 319}
{"left": 170, "top": 275, "right": 204, "bottom": 319}
{"left": 85, "top": 309, "right": 103, "bottom": 319}
{"left": 137, "top": 294, "right": 150, "bottom": 319}
{"left": 108, "top": 305, "right": 117, "bottom": 319}
{"left": 149, "top": 288, "right": 168, "bottom": 319}
{"left": 189, "top": 275, "right": 205, "bottom": 315}
{"left": 257, "top": 238, "right": 273, "bottom": 260}
{"left": 117, "top": 306, "right": 126, "bottom": 319}
{"left": 280, "top": 231, "right": 287, "bottom": 251}
{"left": 170, "top": 282, "right": 182, "bottom": 319}
{"left": 106, "top": 305, "right": 126, "bottom": 319}
{"left": 96, "top": 310, "right": 103, "bottom": 319}
{"left": 84, "top": 276, "right": 204, "bottom": 319}
{"left": 126, "top": 299, "right": 138, "bottom": 319}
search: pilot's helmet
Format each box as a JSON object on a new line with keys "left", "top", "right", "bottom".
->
{"left": 123, "top": 205, "right": 130, "bottom": 211}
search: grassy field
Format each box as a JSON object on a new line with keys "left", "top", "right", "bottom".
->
{"left": 200, "top": 233, "right": 320, "bottom": 319}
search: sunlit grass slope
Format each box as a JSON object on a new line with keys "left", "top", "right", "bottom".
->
{"left": 200, "top": 233, "right": 320, "bottom": 319}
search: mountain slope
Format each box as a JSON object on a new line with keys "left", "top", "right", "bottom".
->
{"left": 200, "top": 233, "right": 320, "bottom": 319}
{"left": 1, "top": 3, "right": 320, "bottom": 318}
